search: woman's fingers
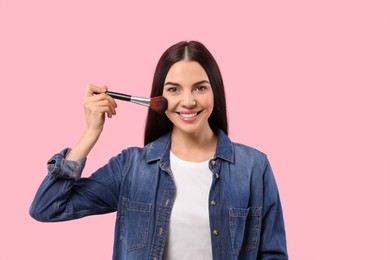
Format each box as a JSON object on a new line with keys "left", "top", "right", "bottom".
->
{"left": 84, "top": 84, "right": 117, "bottom": 116}
{"left": 86, "top": 84, "right": 107, "bottom": 97}
{"left": 87, "top": 84, "right": 117, "bottom": 107}
{"left": 90, "top": 99, "right": 117, "bottom": 117}
{"left": 82, "top": 84, "right": 118, "bottom": 132}
{"left": 85, "top": 103, "right": 114, "bottom": 118}
{"left": 89, "top": 93, "right": 117, "bottom": 111}
{"left": 85, "top": 95, "right": 117, "bottom": 111}
{"left": 84, "top": 97, "right": 117, "bottom": 118}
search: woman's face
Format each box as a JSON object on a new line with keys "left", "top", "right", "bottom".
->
{"left": 163, "top": 60, "right": 214, "bottom": 136}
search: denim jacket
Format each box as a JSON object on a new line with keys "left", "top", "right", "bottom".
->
{"left": 30, "top": 130, "right": 288, "bottom": 260}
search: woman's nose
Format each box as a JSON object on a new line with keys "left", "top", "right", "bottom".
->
{"left": 181, "top": 91, "right": 196, "bottom": 107}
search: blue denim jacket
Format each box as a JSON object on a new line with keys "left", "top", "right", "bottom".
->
{"left": 30, "top": 130, "right": 288, "bottom": 260}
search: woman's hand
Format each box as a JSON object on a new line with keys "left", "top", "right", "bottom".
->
{"left": 83, "top": 84, "right": 117, "bottom": 134}
{"left": 65, "top": 84, "right": 117, "bottom": 161}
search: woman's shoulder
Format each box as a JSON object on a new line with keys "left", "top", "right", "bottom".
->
{"left": 232, "top": 141, "right": 266, "bottom": 156}
{"left": 216, "top": 130, "right": 268, "bottom": 164}
{"left": 118, "top": 145, "right": 148, "bottom": 156}
{"left": 232, "top": 141, "right": 269, "bottom": 163}
{"left": 111, "top": 132, "right": 170, "bottom": 164}
{"left": 109, "top": 145, "right": 147, "bottom": 163}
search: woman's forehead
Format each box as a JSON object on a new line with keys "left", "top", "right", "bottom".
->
{"left": 165, "top": 61, "right": 209, "bottom": 82}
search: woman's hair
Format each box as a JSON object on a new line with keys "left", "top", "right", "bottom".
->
{"left": 144, "top": 41, "right": 228, "bottom": 145}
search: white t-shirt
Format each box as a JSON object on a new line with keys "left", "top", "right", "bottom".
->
{"left": 163, "top": 151, "right": 213, "bottom": 260}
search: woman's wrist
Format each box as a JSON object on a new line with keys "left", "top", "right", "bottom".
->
{"left": 65, "top": 128, "right": 102, "bottom": 161}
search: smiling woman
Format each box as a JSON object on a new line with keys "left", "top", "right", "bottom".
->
{"left": 144, "top": 42, "right": 228, "bottom": 147}
{"left": 163, "top": 61, "right": 216, "bottom": 161}
{"left": 29, "top": 41, "right": 288, "bottom": 260}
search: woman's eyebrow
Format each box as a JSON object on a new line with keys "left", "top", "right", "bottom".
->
{"left": 164, "top": 80, "right": 210, "bottom": 87}
{"left": 193, "top": 80, "right": 210, "bottom": 86}
{"left": 164, "top": 82, "right": 181, "bottom": 86}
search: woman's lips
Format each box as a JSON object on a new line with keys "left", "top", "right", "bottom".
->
{"left": 176, "top": 111, "right": 202, "bottom": 122}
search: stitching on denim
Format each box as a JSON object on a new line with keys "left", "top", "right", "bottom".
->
{"left": 61, "top": 207, "right": 113, "bottom": 218}
{"left": 228, "top": 208, "right": 240, "bottom": 256}
{"left": 228, "top": 207, "right": 262, "bottom": 256}
{"left": 53, "top": 180, "right": 70, "bottom": 216}
{"left": 121, "top": 148, "right": 132, "bottom": 177}
{"left": 244, "top": 207, "right": 262, "bottom": 252}
{"left": 120, "top": 198, "right": 152, "bottom": 252}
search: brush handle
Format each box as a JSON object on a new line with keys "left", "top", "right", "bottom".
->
{"left": 94, "top": 91, "right": 151, "bottom": 107}
{"left": 104, "top": 91, "right": 132, "bottom": 102}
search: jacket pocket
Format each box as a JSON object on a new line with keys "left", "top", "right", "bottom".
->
{"left": 228, "top": 207, "right": 262, "bottom": 256}
{"left": 120, "top": 198, "right": 152, "bottom": 251}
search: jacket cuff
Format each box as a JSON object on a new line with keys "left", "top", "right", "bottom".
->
{"left": 47, "top": 148, "right": 86, "bottom": 179}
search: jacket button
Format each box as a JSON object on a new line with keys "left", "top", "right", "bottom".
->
{"left": 213, "top": 229, "right": 219, "bottom": 236}
{"left": 211, "top": 160, "right": 216, "bottom": 166}
{"left": 215, "top": 173, "right": 220, "bottom": 179}
{"left": 210, "top": 200, "right": 217, "bottom": 206}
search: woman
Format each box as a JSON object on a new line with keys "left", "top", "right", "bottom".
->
{"left": 30, "top": 41, "right": 288, "bottom": 259}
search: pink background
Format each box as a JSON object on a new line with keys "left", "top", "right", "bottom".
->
{"left": 1, "top": 0, "right": 389, "bottom": 259}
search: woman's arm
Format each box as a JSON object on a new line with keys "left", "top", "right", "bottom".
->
{"left": 258, "top": 158, "right": 288, "bottom": 259}
{"left": 65, "top": 84, "right": 117, "bottom": 161}
{"left": 29, "top": 148, "right": 128, "bottom": 222}
{"left": 29, "top": 84, "right": 121, "bottom": 221}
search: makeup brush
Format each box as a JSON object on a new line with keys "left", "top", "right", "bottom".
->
{"left": 96, "top": 91, "right": 168, "bottom": 113}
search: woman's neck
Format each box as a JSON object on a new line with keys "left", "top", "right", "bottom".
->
{"left": 170, "top": 127, "right": 217, "bottom": 162}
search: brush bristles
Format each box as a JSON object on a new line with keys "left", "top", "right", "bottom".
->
{"left": 149, "top": 96, "right": 168, "bottom": 113}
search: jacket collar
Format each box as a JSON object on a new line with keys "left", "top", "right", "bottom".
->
{"left": 145, "top": 129, "right": 234, "bottom": 164}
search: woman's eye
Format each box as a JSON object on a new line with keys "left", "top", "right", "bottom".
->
{"left": 167, "top": 87, "right": 178, "bottom": 92}
{"left": 195, "top": 86, "right": 207, "bottom": 91}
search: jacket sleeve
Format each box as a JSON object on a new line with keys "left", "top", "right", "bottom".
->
{"left": 29, "top": 148, "right": 128, "bottom": 222}
{"left": 258, "top": 157, "right": 288, "bottom": 259}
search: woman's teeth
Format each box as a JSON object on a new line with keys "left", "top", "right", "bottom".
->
{"left": 180, "top": 112, "right": 198, "bottom": 118}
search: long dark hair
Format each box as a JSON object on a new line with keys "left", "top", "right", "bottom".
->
{"left": 144, "top": 41, "right": 228, "bottom": 145}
